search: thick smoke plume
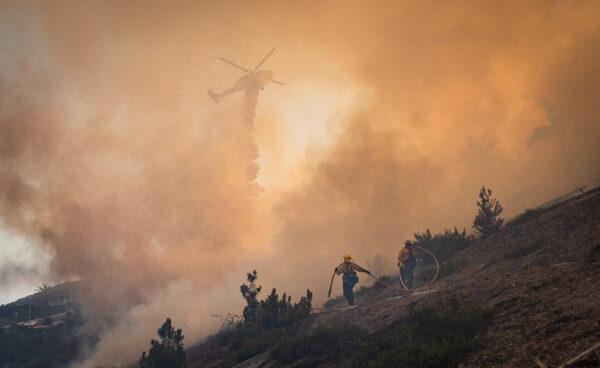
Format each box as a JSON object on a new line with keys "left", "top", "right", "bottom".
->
{"left": 1, "top": 1, "right": 600, "bottom": 367}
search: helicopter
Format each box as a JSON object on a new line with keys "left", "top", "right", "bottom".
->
{"left": 208, "top": 48, "right": 284, "bottom": 103}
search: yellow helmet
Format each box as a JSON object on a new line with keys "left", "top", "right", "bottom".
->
{"left": 343, "top": 254, "right": 352, "bottom": 262}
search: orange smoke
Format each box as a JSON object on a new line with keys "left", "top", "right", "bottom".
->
{"left": 0, "top": 1, "right": 599, "bottom": 367}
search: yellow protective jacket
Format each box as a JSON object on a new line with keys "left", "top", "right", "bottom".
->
{"left": 335, "top": 261, "right": 370, "bottom": 275}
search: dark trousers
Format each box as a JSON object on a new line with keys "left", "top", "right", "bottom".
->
{"left": 343, "top": 282, "right": 355, "bottom": 305}
{"left": 400, "top": 264, "right": 415, "bottom": 289}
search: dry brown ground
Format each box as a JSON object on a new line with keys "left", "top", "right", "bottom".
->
{"left": 188, "top": 188, "right": 600, "bottom": 367}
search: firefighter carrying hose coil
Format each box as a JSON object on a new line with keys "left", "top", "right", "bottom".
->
{"left": 398, "top": 240, "right": 417, "bottom": 289}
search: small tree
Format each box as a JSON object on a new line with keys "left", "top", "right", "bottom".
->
{"left": 472, "top": 186, "right": 504, "bottom": 238}
{"left": 239, "top": 271, "right": 313, "bottom": 329}
{"left": 240, "top": 270, "right": 262, "bottom": 324}
{"left": 139, "top": 318, "right": 185, "bottom": 368}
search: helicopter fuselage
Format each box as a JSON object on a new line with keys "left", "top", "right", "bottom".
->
{"left": 208, "top": 49, "right": 281, "bottom": 103}
{"left": 233, "top": 70, "right": 274, "bottom": 91}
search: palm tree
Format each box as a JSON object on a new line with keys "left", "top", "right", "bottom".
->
{"left": 35, "top": 283, "right": 52, "bottom": 314}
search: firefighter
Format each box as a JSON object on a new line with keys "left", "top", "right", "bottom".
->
{"left": 328, "top": 255, "right": 371, "bottom": 306}
{"left": 398, "top": 240, "right": 417, "bottom": 289}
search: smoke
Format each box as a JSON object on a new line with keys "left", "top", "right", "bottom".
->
{"left": 0, "top": 225, "right": 54, "bottom": 303}
{"left": 253, "top": 0, "right": 600, "bottom": 299}
{"left": 1, "top": 1, "right": 600, "bottom": 367}
{"left": 0, "top": 2, "right": 270, "bottom": 366}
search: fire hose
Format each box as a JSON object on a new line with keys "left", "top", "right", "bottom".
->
{"left": 327, "top": 270, "right": 392, "bottom": 298}
{"left": 398, "top": 245, "right": 440, "bottom": 291}
{"left": 327, "top": 246, "right": 440, "bottom": 298}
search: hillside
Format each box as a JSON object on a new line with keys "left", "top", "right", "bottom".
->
{"left": 0, "top": 281, "right": 94, "bottom": 368}
{"left": 1, "top": 188, "right": 598, "bottom": 368}
{"left": 187, "top": 188, "right": 600, "bottom": 367}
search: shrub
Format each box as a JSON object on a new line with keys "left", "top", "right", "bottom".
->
{"left": 235, "top": 328, "right": 288, "bottom": 362}
{"left": 473, "top": 186, "right": 504, "bottom": 238}
{"left": 504, "top": 241, "right": 543, "bottom": 260}
{"left": 215, "top": 324, "right": 262, "bottom": 347}
{"left": 212, "top": 271, "right": 315, "bottom": 363}
{"left": 255, "top": 288, "right": 313, "bottom": 330}
{"left": 139, "top": 318, "right": 185, "bottom": 368}
{"left": 272, "top": 323, "right": 366, "bottom": 365}
{"left": 346, "top": 298, "right": 491, "bottom": 368}
{"left": 412, "top": 227, "right": 474, "bottom": 263}
{"left": 437, "top": 259, "right": 468, "bottom": 279}
{"left": 505, "top": 207, "right": 547, "bottom": 228}
{"left": 240, "top": 271, "right": 312, "bottom": 330}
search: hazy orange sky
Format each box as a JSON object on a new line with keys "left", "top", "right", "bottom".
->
{"left": 1, "top": 1, "right": 599, "bottom": 366}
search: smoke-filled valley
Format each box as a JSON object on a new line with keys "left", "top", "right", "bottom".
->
{"left": 1, "top": 1, "right": 600, "bottom": 367}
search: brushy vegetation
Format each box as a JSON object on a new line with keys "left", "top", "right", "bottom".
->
{"left": 212, "top": 270, "right": 315, "bottom": 363}
{"left": 345, "top": 298, "right": 492, "bottom": 368}
{"left": 253, "top": 298, "right": 491, "bottom": 367}
{"left": 272, "top": 323, "right": 366, "bottom": 365}
{"left": 412, "top": 227, "right": 474, "bottom": 263}
{"left": 139, "top": 318, "right": 185, "bottom": 368}
{"left": 215, "top": 326, "right": 287, "bottom": 362}
{"left": 504, "top": 240, "right": 544, "bottom": 260}
{"left": 240, "top": 270, "right": 313, "bottom": 330}
{"left": 504, "top": 207, "right": 547, "bottom": 227}
{"left": 437, "top": 258, "right": 468, "bottom": 279}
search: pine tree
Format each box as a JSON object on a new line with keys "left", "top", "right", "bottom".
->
{"left": 472, "top": 186, "right": 504, "bottom": 238}
{"left": 240, "top": 270, "right": 261, "bottom": 324}
{"left": 139, "top": 318, "right": 185, "bottom": 368}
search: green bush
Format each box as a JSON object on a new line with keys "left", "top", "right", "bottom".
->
{"left": 240, "top": 271, "right": 313, "bottom": 330}
{"left": 255, "top": 288, "right": 313, "bottom": 330}
{"left": 346, "top": 298, "right": 491, "bottom": 368}
{"left": 234, "top": 328, "right": 288, "bottom": 362}
{"left": 139, "top": 318, "right": 185, "bottom": 368}
{"left": 504, "top": 241, "right": 543, "bottom": 260}
{"left": 505, "top": 207, "right": 548, "bottom": 228}
{"left": 437, "top": 259, "right": 468, "bottom": 279}
{"left": 215, "top": 325, "right": 261, "bottom": 347}
{"left": 219, "top": 298, "right": 490, "bottom": 367}
{"left": 272, "top": 323, "right": 366, "bottom": 365}
{"left": 211, "top": 271, "right": 316, "bottom": 363}
{"left": 413, "top": 227, "right": 474, "bottom": 263}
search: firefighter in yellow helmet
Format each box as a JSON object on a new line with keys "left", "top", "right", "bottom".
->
{"left": 328, "top": 255, "right": 371, "bottom": 306}
{"left": 398, "top": 240, "right": 417, "bottom": 289}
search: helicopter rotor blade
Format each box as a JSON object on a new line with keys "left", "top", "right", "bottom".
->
{"left": 270, "top": 79, "right": 284, "bottom": 85}
{"left": 253, "top": 48, "right": 275, "bottom": 71}
{"left": 219, "top": 57, "right": 250, "bottom": 73}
